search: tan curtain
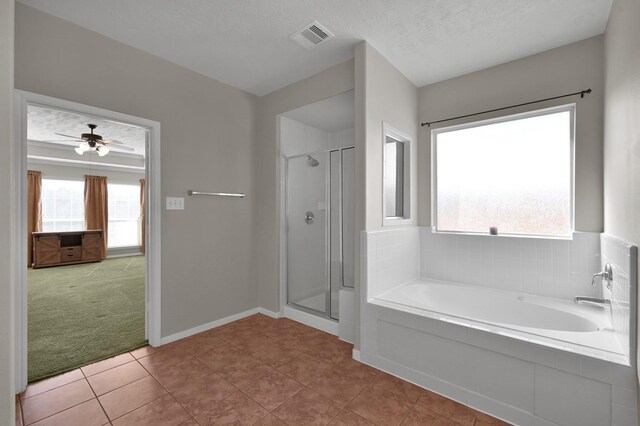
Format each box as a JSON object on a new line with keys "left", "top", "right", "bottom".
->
{"left": 27, "top": 170, "right": 43, "bottom": 267}
{"left": 140, "top": 179, "right": 146, "bottom": 254}
{"left": 84, "top": 175, "right": 108, "bottom": 258}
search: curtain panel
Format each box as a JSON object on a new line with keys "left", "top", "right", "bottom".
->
{"left": 27, "top": 170, "right": 42, "bottom": 267}
{"left": 84, "top": 175, "right": 108, "bottom": 257}
{"left": 140, "top": 179, "right": 146, "bottom": 254}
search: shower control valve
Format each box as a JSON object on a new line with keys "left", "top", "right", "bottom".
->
{"left": 304, "top": 211, "right": 315, "bottom": 225}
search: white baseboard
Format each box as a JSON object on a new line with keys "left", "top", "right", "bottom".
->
{"left": 160, "top": 308, "right": 261, "bottom": 345}
{"left": 284, "top": 306, "right": 338, "bottom": 335}
{"left": 352, "top": 349, "right": 361, "bottom": 361}
{"left": 159, "top": 306, "right": 284, "bottom": 346}
{"left": 257, "top": 307, "right": 282, "bottom": 319}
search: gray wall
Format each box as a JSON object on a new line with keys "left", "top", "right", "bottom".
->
{"left": 418, "top": 36, "right": 605, "bottom": 231}
{"left": 255, "top": 60, "right": 354, "bottom": 313}
{"left": 603, "top": 0, "right": 640, "bottom": 383}
{"left": 361, "top": 43, "right": 418, "bottom": 230}
{"left": 15, "top": 3, "right": 259, "bottom": 337}
{"left": 0, "top": 0, "right": 15, "bottom": 423}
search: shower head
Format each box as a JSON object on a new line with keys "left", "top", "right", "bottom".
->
{"left": 307, "top": 155, "right": 319, "bottom": 167}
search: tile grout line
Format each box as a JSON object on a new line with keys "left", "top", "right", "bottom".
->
{"left": 20, "top": 375, "right": 86, "bottom": 402}
{"left": 22, "top": 381, "right": 96, "bottom": 425}
{"left": 84, "top": 359, "right": 150, "bottom": 397}
{"left": 133, "top": 353, "right": 209, "bottom": 423}
{"left": 95, "top": 373, "right": 169, "bottom": 423}
{"left": 80, "top": 361, "right": 112, "bottom": 424}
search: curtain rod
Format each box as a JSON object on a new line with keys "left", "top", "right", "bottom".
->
{"left": 421, "top": 88, "right": 592, "bottom": 128}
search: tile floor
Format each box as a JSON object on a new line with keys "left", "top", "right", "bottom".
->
{"left": 16, "top": 314, "right": 510, "bottom": 425}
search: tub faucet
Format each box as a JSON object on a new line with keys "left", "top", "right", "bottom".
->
{"left": 592, "top": 263, "right": 613, "bottom": 290}
{"left": 574, "top": 296, "right": 611, "bottom": 308}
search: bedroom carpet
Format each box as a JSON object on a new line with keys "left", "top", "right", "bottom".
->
{"left": 27, "top": 256, "right": 146, "bottom": 382}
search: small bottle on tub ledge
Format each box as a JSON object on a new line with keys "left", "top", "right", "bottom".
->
{"left": 489, "top": 226, "right": 498, "bottom": 235}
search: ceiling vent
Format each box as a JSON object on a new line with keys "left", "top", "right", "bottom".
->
{"left": 289, "top": 21, "right": 334, "bottom": 50}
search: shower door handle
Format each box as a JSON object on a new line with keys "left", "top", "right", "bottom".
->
{"left": 304, "top": 211, "right": 314, "bottom": 224}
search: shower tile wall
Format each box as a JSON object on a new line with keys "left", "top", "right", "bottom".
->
{"left": 420, "top": 227, "right": 601, "bottom": 300}
{"left": 601, "top": 234, "right": 637, "bottom": 357}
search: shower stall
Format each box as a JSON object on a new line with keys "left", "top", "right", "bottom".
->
{"left": 285, "top": 148, "right": 354, "bottom": 320}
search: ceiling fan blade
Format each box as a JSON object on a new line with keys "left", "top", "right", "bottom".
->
{"left": 43, "top": 139, "right": 83, "bottom": 144}
{"left": 55, "top": 132, "right": 82, "bottom": 139}
{"left": 101, "top": 139, "right": 124, "bottom": 145}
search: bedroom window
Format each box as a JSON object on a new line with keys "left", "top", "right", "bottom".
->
{"left": 41, "top": 179, "right": 85, "bottom": 232}
{"left": 432, "top": 105, "right": 574, "bottom": 237}
{"left": 107, "top": 183, "right": 141, "bottom": 248}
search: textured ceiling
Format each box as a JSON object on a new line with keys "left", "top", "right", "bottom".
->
{"left": 19, "top": 0, "right": 612, "bottom": 96}
{"left": 284, "top": 91, "right": 354, "bottom": 132}
{"left": 27, "top": 105, "right": 147, "bottom": 157}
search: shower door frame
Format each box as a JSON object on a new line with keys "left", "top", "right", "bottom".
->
{"left": 284, "top": 150, "right": 333, "bottom": 320}
{"left": 283, "top": 147, "right": 352, "bottom": 322}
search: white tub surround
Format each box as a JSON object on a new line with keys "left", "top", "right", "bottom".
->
{"left": 360, "top": 228, "right": 638, "bottom": 426}
{"left": 601, "top": 234, "right": 637, "bottom": 360}
{"left": 420, "top": 227, "right": 602, "bottom": 300}
{"left": 366, "top": 227, "right": 420, "bottom": 299}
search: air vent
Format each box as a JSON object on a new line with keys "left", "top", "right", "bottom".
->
{"left": 289, "top": 21, "right": 334, "bottom": 50}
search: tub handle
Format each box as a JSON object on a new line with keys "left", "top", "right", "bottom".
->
{"left": 591, "top": 263, "right": 613, "bottom": 290}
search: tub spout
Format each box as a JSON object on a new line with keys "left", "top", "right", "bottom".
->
{"left": 574, "top": 296, "right": 611, "bottom": 308}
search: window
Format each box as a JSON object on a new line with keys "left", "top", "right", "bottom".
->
{"left": 108, "top": 183, "right": 141, "bottom": 248}
{"left": 384, "top": 138, "right": 405, "bottom": 217}
{"left": 383, "top": 123, "right": 411, "bottom": 225}
{"left": 432, "top": 105, "right": 573, "bottom": 237}
{"left": 42, "top": 179, "right": 85, "bottom": 232}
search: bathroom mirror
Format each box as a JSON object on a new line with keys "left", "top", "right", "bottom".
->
{"left": 383, "top": 123, "right": 411, "bottom": 225}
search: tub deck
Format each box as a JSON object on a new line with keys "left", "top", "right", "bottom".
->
{"left": 374, "top": 278, "right": 628, "bottom": 365}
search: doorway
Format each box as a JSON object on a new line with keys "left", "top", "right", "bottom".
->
{"left": 14, "top": 91, "right": 162, "bottom": 391}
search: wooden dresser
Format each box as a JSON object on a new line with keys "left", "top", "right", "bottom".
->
{"left": 32, "top": 230, "right": 104, "bottom": 268}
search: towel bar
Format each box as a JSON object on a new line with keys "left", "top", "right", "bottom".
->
{"left": 187, "top": 190, "right": 245, "bottom": 198}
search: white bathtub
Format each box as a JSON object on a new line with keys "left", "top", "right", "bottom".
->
{"left": 374, "top": 279, "right": 626, "bottom": 361}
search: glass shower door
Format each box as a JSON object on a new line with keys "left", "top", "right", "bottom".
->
{"left": 286, "top": 153, "right": 329, "bottom": 315}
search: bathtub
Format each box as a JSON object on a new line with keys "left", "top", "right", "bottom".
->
{"left": 374, "top": 278, "right": 626, "bottom": 362}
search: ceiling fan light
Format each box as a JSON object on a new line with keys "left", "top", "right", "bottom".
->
{"left": 79, "top": 142, "right": 91, "bottom": 152}
{"left": 97, "top": 145, "right": 109, "bottom": 157}
{"left": 75, "top": 147, "right": 85, "bottom": 155}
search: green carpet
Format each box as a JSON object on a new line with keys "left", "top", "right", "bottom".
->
{"left": 28, "top": 256, "right": 147, "bottom": 382}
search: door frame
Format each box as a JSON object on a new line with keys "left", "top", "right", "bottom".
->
{"left": 13, "top": 90, "right": 162, "bottom": 391}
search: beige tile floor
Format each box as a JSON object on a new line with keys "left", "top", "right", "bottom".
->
{"left": 16, "top": 314, "right": 510, "bottom": 425}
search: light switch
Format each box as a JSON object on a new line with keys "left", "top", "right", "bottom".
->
{"left": 166, "top": 197, "right": 184, "bottom": 210}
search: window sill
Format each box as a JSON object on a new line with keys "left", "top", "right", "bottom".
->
{"left": 431, "top": 228, "right": 574, "bottom": 241}
{"left": 383, "top": 217, "right": 412, "bottom": 227}
{"left": 108, "top": 245, "right": 143, "bottom": 250}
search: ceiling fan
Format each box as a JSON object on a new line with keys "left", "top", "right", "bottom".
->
{"left": 49, "top": 124, "right": 135, "bottom": 157}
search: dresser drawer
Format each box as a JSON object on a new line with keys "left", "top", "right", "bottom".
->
{"left": 61, "top": 246, "right": 82, "bottom": 262}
